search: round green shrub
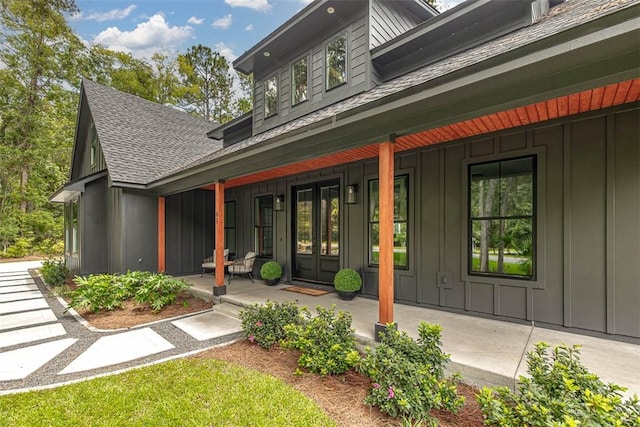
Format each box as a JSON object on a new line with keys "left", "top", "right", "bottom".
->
{"left": 333, "top": 268, "right": 362, "bottom": 292}
{"left": 260, "top": 261, "right": 282, "bottom": 280}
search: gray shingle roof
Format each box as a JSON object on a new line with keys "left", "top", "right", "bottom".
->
{"left": 82, "top": 79, "right": 222, "bottom": 185}
{"left": 164, "top": 0, "right": 637, "bottom": 180}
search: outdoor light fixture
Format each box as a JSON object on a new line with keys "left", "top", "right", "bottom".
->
{"left": 274, "top": 194, "right": 285, "bottom": 211}
{"left": 327, "top": 6, "right": 335, "bottom": 14}
{"left": 263, "top": 51, "right": 270, "bottom": 57}
{"left": 345, "top": 184, "right": 358, "bottom": 204}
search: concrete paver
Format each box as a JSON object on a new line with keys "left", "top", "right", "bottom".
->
{"left": 0, "top": 298, "right": 48, "bottom": 315}
{"left": 58, "top": 328, "right": 175, "bottom": 375}
{"left": 0, "top": 290, "right": 42, "bottom": 303}
{"left": 172, "top": 309, "right": 242, "bottom": 341}
{"left": 0, "top": 339, "right": 77, "bottom": 381}
{"left": 0, "top": 309, "right": 57, "bottom": 331}
{"left": 0, "top": 278, "right": 36, "bottom": 287}
{"left": 0, "top": 284, "right": 38, "bottom": 294}
{"left": 0, "top": 324, "right": 67, "bottom": 349}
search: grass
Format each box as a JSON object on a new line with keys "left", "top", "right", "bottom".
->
{"left": 0, "top": 358, "right": 335, "bottom": 427}
{"left": 471, "top": 258, "right": 529, "bottom": 276}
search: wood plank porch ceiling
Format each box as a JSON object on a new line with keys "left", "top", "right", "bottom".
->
{"left": 210, "top": 78, "right": 640, "bottom": 190}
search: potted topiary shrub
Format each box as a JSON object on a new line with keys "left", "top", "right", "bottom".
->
{"left": 260, "top": 261, "right": 283, "bottom": 286}
{"left": 334, "top": 268, "right": 362, "bottom": 300}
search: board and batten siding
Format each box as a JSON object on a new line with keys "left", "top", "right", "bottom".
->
{"left": 369, "top": 0, "right": 425, "bottom": 49}
{"left": 253, "top": 16, "right": 370, "bottom": 135}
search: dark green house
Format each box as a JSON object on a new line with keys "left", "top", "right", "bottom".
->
{"left": 52, "top": 0, "right": 640, "bottom": 340}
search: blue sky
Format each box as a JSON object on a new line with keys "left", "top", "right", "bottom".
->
{"left": 69, "top": 0, "right": 463, "bottom": 64}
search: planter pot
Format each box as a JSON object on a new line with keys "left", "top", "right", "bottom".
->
{"left": 336, "top": 290, "right": 358, "bottom": 300}
{"left": 264, "top": 278, "right": 280, "bottom": 286}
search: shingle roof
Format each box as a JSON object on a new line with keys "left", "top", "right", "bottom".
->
{"left": 82, "top": 79, "right": 222, "bottom": 185}
{"left": 165, "top": 0, "right": 638, "bottom": 180}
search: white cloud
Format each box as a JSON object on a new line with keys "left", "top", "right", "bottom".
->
{"left": 299, "top": 0, "right": 314, "bottom": 5}
{"left": 215, "top": 42, "right": 238, "bottom": 62}
{"left": 212, "top": 14, "right": 233, "bottom": 29}
{"left": 93, "top": 14, "right": 194, "bottom": 59}
{"left": 245, "top": 24, "right": 254, "bottom": 31}
{"left": 225, "top": 0, "right": 271, "bottom": 12}
{"left": 71, "top": 5, "right": 137, "bottom": 22}
{"left": 187, "top": 16, "right": 204, "bottom": 25}
{"left": 433, "top": 0, "right": 464, "bottom": 11}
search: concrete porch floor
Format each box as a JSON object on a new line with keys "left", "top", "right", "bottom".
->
{"left": 185, "top": 274, "right": 640, "bottom": 397}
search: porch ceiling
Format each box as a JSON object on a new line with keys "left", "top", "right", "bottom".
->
{"left": 205, "top": 78, "right": 639, "bottom": 190}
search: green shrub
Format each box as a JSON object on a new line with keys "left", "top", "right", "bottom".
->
{"left": 259, "top": 261, "right": 282, "bottom": 280}
{"left": 67, "top": 271, "right": 190, "bottom": 313}
{"left": 3, "top": 237, "right": 32, "bottom": 258}
{"left": 476, "top": 342, "right": 640, "bottom": 426}
{"left": 133, "top": 274, "right": 190, "bottom": 312}
{"left": 40, "top": 258, "right": 70, "bottom": 287}
{"left": 334, "top": 268, "right": 362, "bottom": 292}
{"left": 239, "top": 300, "right": 300, "bottom": 348}
{"left": 282, "top": 305, "right": 360, "bottom": 376}
{"left": 358, "top": 322, "right": 464, "bottom": 423}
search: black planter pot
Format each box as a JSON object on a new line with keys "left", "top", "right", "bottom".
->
{"left": 264, "top": 278, "right": 280, "bottom": 286}
{"left": 336, "top": 290, "right": 358, "bottom": 300}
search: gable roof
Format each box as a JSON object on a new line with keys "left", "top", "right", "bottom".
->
{"left": 159, "top": 0, "right": 638, "bottom": 187}
{"left": 82, "top": 79, "right": 221, "bottom": 185}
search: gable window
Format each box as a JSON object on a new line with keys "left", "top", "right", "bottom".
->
{"left": 469, "top": 156, "right": 535, "bottom": 279}
{"left": 326, "top": 34, "right": 346, "bottom": 90}
{"left": 254, "top": 196, "right": 273, "bottom": 257}
{"left": 292, "top": 57, "right": 308, "bottom": 105}
{"left": 368, "top": 175, "right": 408, "bottom": 268}
{"left": 90, "top": 125, "right": 98, "bottom": 169}
{"left": 225, "top": 201, "right": 236, "bottom": 256}
{"left": 263, "top": 76, "right": 278, "bottom": 118}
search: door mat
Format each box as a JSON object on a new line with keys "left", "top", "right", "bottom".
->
{"left": 282, "top": 286, "right": 330, "bottom": 297}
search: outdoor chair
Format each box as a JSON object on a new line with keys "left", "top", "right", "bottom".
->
{"left": 201, "top": 249, "right": 229, "bottom": 277}
{"left": 227, "top": 251, "right": 256, "bottom": 284}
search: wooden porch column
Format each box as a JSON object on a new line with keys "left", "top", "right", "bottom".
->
{"left": 376, "top": 138, "right": 395, "bottom": 340}
{"left": 158, "top": 196, "right": 165, "bottom": 273}
{"left": 214, "top": 181, "right": 226, "bottom": 295}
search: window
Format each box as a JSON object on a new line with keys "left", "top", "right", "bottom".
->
{"left": 469, "top": 156, "right": 535, "bottom": 279}
{"left": 224, "top": 201, "right": 236, "bottom": 256}
{"left": 320, "top": 185, "right": 339, "bottom": 256}
{"left": 292, "top": 57, "right": 308, "bottom": 105}
{"left": 326, "top": 34, "right": 346, "bottom": 90}
{"left": 263, "top": 76, "right": 278, "bottom": 118}
{"left": 71, "top": 199, "right": 78, "bottom": 255}
{"left": 254, "top": 196, "right": 273, "bottom": 257}
{"left": 368, "top": 175, "right": 408, "bottom": 268}
{"left": 90, "top": 125, "right": 98, "bottom": 167}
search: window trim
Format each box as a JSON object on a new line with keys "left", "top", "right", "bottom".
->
{"left": 291, "top": 54, "right": 309, "bottom": 107}
{"left": 263, "top": 74, "right": 279, "bottom": 119}
{"left": 325, "top": 32, "right": 348, "bottom": 92}
{"left": 367, "top": 174, "right": 410, "bottom": 270}
{"left": 467, "top": 155, "right": 536, "bottom": 281}
{"left": 254, "top": 195, "right": 274, "bottom": 258}
{"left": 461, "top": 145, "right": 547, "bottom": 289}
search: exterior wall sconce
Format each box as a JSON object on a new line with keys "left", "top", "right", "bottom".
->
{"left": 274, "top": 194, "right": 285, "bottom": 211}
{"left": 345, "top": 184, "right": 358, "bottom": 204}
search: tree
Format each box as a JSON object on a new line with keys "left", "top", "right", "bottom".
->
{"left": 178, "top": 44, "right": 234, "bottom": 123}
{"left": 234, "top": 72, "right": 253, "bottom": 116}
{"left": 0, "top": 0, "right": 81, "bottom": 254}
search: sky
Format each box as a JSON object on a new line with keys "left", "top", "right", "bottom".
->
{"left": 69, "top": 0, "right": 464, "bottom": 65}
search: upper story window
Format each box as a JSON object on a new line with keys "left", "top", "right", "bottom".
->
{"left": 469, "top": 156, "right": 535, "bottom": 279}
{"left": 292, "top": 57, "right": 308, "bottom": 105}
{"left": 263, "top": 76, "right": 278, "bottom": 118}
{"left": 326, "top": 34, "right": 346, "bottom": 90}
{"left": 90, "top": 125, "right": 97, "bottom": 167}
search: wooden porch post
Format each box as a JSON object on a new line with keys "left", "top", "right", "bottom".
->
{"left": 376, "top": 138, "right": 395, "bottom": 340}
{"left": 158, "top": 196, "right": 165, "bottom": 273}
{"left": 214, "top": 181, "right": 226, "bottom": 295}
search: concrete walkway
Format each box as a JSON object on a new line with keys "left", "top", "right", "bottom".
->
{"left": 188, "top": 274, "right": 640, "bottom": 398}
{"left": 0, "top": 262, "right": 242, "bottom": 394}
{"left": 1, "top": 261, "right": 638, "bottom": 399}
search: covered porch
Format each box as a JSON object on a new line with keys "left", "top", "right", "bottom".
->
{"left": 181, "top": 273, "right": 640, "bottom": 397}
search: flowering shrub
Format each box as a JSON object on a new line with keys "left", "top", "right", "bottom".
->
{"left": 239, "top": 300, "right": 300, "bottom": 348}
{"left": 477, "top": 342, "right": 640, "bottom": 426}
{"left": 359, "top": 322, "right": 464, "bottom": 423}
{"left": 282, "top": 305, "right": 360, "bottom": 375}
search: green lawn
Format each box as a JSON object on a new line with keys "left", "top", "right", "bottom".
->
{"left": 0, "top": 358, "right": 335, "bottom": 427}
{"left": 471, "top": 258, "right": 530, "bottom": 276}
